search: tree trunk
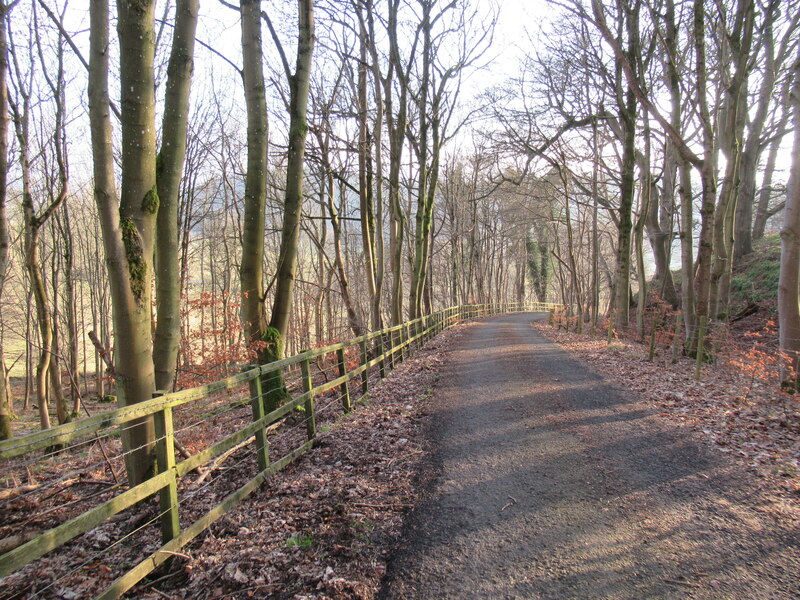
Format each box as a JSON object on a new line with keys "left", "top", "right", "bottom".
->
{"left": 0, "top": 2, "right": 12, "bottom": 440}
{"left": 365, "top": 2, "right": 385, "bottom": 330}
{"left": 754, "top": 76, "right": 792, "bottom": 241}
{"left": 60, "top": 205, "right": 81, "bottom": 414}
{"left": 239, "top": 0, "right": 269, "bottom": 354}
{"left": 690, "top": 0, "right": 717, "bottom": 351}
{"left": 708, "top": 0, "right": 754, "bottom": 321}
{"left": 89, "top": 0, "right": 160, "bottom": 486}
{"left": 268, "top": 0, "right": 314, "bottom": 343}
{"left": 615, "top": 87, "right": 636, "bottom": 326}
{"left": 778, "top": 55, "right": 800, "bottom": 381}
{"left": 355, "top": 3, "right": 380, "bottom": 330}
{"left": 385, "top": 0, "right": 408, "bottom": 325}
{"left": 613, "top": 0, "right": 639, "bottom": 327}
{"left": 328, "top": 177, "right": 364, "bottom": 338}
{"left": 26, "top": 226, "right": 52, "bottom": 432}
{"left": 734, "top": 3, "right": 776, "bottom": 259}
{"left": 154, "top": 0, "right": 198, "bottom": 392}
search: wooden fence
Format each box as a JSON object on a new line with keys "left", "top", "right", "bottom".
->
{"left": 0, "top": 302, "right": 558, "bottom": 599}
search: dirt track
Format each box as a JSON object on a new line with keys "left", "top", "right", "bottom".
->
{"left": 379, "top": 313, "right": 800, "bottom": 599}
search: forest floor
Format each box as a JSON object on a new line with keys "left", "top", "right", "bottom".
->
{"left": 379, "top": 312, "right": 800, "bottom": 599}
{"left": 122, "top": 324, "right": 466, "bottom": 600}
{"left": 5, "top": 312, "right": 800, "bottom": 599}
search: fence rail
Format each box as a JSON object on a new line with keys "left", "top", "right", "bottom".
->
{"left": 0, "top": 302, "right": 558, "bottom": 599}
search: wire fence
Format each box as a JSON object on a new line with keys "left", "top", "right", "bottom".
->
{"left": 0, "top": 302, "right": 558, "bottom": 600}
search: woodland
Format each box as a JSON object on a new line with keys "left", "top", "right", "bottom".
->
{"left": 0, "top": 0, "right": 799, "bottom": 596}
{"left": 0, "top": 0, "right": 797, "bottom": 533}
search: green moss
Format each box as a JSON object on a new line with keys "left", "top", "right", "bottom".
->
{"left": 263, "top": 326, "right": 284, "bottom": 361}
{"left": 260, "top": 327, "right": 291, "bottom": 411}
{"left": 730, "top": 236, "right": 781, "bottom": 306}
{"left": 141, "top": 187, "right": 159, "bottom": 215}
{"left": 285, "top": 534, "right": 313, "bottom": 549}
{"left": 120, "top": 217, "right": 147, "bottom": 304}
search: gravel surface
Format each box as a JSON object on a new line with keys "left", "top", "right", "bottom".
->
{"left": 379, "top": 313, "right": 800, "bottom": 599}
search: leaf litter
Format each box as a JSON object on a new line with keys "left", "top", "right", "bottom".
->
{"left": 532, "top": 321, "right": 800, "bottom": 499}
{"left": 125, "top": 324, "right": 474, "bottom": 600}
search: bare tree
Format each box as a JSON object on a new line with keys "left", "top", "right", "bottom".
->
{"left": 778, "top": 53, "right": 800, "bottom": 382}
{"left": 0, "top": 0, "right": 16, "bottom": 440}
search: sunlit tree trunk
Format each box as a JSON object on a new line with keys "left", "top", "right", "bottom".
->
{"left": 691, "top": 0, "right": 719, "bottom": 350}
{"left": 239, "top": 0, "right": 269, "bottom": 357}
{"left": 385, "top": 0, "right": 409, "bottom": 325}
{"left": 708, "top": 0, "right": 754, "bottom": 321}
{"left": 154, "top": 0, "right": 198, "bottom": 392}
{"left": 0, "top": 2, "right": 13, "bottom": 440}
{"left": 89, "top": 0, "right": 160, "bottom": 485}
{"left": 612, "top": 0, "right": 639, "bottom": 327}
{"left": 778, "top": 55, "right": 800, "bottom": 382}
{"left": 11, "top": 8, "right": 70, "bottom": 433}
{"left": 355, "top": 1, "right": 380, "bottom": 330}
{"left": 268, "top": 0, "right": 314, "bottom": 343}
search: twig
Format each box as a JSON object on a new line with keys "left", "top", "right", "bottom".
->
{"left": 660, "top": 578, "right": 702, "bottom": 589}
{"left": 351, "top": 502, "right": 412, "bottom": 510}
{"left": 500, "top": 496, "right": 517, "bottom": 511}
{"left": 0, "top": 483, "right": 41, "bottom": 502}
{"left": 38, "top": 477, "right": 80, "bottom": 501}
{"left": 194, "top": 436, "right": 255, "bottom": 484}
{"left": 88, "top": 330, "right": 115, "bottom": 376}
{"left": 139, "top": 569, "right": 184, "bottom": 590}
{"left": 174, "top": 439, "right": 192, "bottom": 460}
{"left": 95, "top": 436, "right": 121, "bottom": 485}
{"left": 158, "top": 550, "right": 193, "bottom": 560}
{"left": 39, "top": 478, "right": 114, "bottom": 502}
{"left": 20, "top": 483, "right": 123, "bottom": 527}
{"left": 228, "top": 583, "right": 282, "bottom": 595}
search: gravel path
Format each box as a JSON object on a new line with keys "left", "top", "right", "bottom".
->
{"left": 379, "top": 312, "right": 800, "bottom": 599}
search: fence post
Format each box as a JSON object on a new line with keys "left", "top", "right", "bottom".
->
{"left": 360, "top": 339, "right": 369, "bottom": 396}
{"left": 335, "top": 347, "right": 351, "bottom": 412}
{"left": 248, "top": 366, "right": 270, "bottom": 471}
{"left": 671, "top": 312, "right": 682, "bottom": 364}
{"left": 647, "top": 318, "right": 657, "bottom": 361}
{"left": 377, "top": 333, "right": 386, "bottom": 378}
{"left": 300, "top": 355, "right": 316, "bottom": 441}
{"left": 388, "top": 328, "right": 396, "bottom": 370}
{"left": 694, "top": 316, "right": 707, "bottom": 381}
{"left": 152, "top": 393, "right": 180, "bottom": 544}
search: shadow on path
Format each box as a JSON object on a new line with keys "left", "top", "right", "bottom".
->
{"left": 379, "top": 313, "right": 800, "bottom": 599}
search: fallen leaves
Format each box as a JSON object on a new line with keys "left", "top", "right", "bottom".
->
{"left": 127, "top": 324, "right": 470, "bottom": 599}
{"left": 533, "top": 322, "right": 800, "bottom": 498}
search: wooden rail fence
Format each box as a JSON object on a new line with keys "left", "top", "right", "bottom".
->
{"left": 0, "top": 302, "right": 559, "bottom": 598}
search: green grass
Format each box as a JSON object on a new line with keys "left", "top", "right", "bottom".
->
{"left": 285, "top": 534, "right": 314, "bottom": 549}
{"left": 349, "top": 518, "right": 374, "bottom": 544}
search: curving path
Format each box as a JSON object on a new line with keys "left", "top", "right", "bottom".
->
{"left": 379, "top": 312, "right": 800, "bottom": 599}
